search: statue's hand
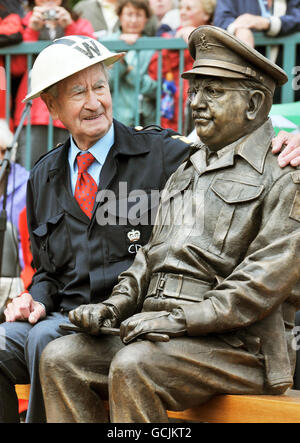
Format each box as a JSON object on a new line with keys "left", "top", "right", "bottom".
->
{"left": 120, "top": 309, "right": 187, "bottom": 344}
{"left": 69, "top": 303, "right": 118, "bottom": 335}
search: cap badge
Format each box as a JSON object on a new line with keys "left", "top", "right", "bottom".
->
{"left": 197, "top": 34, "right": 209, "bottom": 50}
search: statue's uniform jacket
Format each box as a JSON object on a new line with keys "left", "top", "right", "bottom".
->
{"left": 106, "top": 119, "right": 300, "bottom": 393}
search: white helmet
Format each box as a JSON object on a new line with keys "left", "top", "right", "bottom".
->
{"left": 23, "top": 35, "right": 125, "bottom": 102}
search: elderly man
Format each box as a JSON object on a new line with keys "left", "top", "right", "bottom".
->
{"left": 0, "top": 35, "right": 190, "bottom": 423}
{"left": 39, "top": 26, "right": 300, "bottom": 423}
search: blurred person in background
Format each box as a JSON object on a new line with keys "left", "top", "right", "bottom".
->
{"left": 74, "top": 0, "right": 119, "bottom": 38}
{"left": 102, "top": 0, "right": 157, "bottom": 127}
{"left": 0, "top": 119, "right": 29, "bottom": 308}
{"left": 13, "top": 0, "right": 95, "bottom": 169}
{"left": 214, "top": 0, "right": 300, "bottom": 49}
{"left": 213, "top": 0, "right": 300, "bottom": 103}
{"left": 148, "top": 0, "right": 180, "bottom": 35}
{"left": 0, "top": 1, "right": 24, "bottom": 47}
{"left": 148, "top": 0, "right": 216, "bottom": 133}
{"left": 0, "top": 1, "right": 25, "bottom": 124}
{"left": 73, "top": 0, "right": 165, "bottom": 37}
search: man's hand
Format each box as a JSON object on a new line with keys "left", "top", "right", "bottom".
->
{"left": 56, "top": 6, "right": 72, "bottom": 29}
{"left": 234, "top": 28, "right": 254, "bottom": 47}
{"left": 4, "top": 293, "right": 46, "bottom": 324}
{"left": 29, "top": 6, "right": 47, "bottom": 31}
{"left": 120, "top": 309, "right": 187, "bottom": 344}
{"left": 233, "top": 14, "right": 270, "bottom": 31}
{"left": 120, "top": 33, "right": 140, "bottom": 45}
{"left": 175, "top": 26, "right": 196, "bottom": 44}
{"left": 69, "top": 303, "right": 118, "bottom": 335}
{"left": 272, "top": 131, "right": 300, "bottom": 167}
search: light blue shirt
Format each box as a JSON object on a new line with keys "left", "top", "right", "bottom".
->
{"left": 257, "top": 0, "right": 272, "bottom": 17}
{"left": 68, "top": 124, "right": 114, "bottom": 195}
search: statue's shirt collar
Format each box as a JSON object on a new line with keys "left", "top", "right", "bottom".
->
{"left": 189, "top": 119, "right": 274, "bottom": 175}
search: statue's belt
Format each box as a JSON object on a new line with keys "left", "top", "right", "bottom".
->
{"left": 146, "top": 273, "right": 213, "bottom": 303}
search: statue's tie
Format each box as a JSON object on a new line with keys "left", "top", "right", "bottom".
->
{"left": 74, "top": 152, "right": 97, "bottom": 218}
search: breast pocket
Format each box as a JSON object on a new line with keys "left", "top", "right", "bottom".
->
{"left": 32, "top": 213, "right": 75, "bottom": 273}
{"left": 209, "top": 178, "right": 264, "bottom": 255}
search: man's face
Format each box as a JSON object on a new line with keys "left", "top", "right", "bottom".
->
{"left": 189, "top": 76, "right": 251, "bottom": 151}
{"left": 44, "top": 63, "right": 113, "bottom": 150}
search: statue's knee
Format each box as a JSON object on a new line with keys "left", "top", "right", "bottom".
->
{"left": 40, "top": 336, "right": 71, "bottom": 376}
{"left": 110, "top": 343, "right": 151, "bottom": 378}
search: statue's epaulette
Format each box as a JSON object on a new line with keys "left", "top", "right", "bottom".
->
{"left": 134, "top": 125, "right": 192, "bottom": 145}
{"left": 33, "top": 142, "right": 64, "bottom": 167}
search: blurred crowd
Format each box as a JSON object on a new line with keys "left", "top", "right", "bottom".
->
{"left": 1, "top": 0, "right": 299, "bottom": 158}
{"left": 0, "top": 0, "right": 300, "bottom": 323}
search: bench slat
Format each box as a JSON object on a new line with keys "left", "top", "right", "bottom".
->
{"left": 167, "top": 390, "right": 300, "bottom": 423}
{"left": 15, "top": 384, "right": 300, "bottom": 423}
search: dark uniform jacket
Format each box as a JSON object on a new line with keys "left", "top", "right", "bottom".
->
{"left": 26, "top": 119, "right": 189, "bottom": 313}
{"left": 105, "top": 119, "right": 300, "bottom": 393}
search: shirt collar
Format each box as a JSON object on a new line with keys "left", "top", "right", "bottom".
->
{"left": 69, "top": 123, "right": 114, "bottom": 172}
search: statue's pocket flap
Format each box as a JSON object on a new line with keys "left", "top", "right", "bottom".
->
{"left": 211, "top": 178, "right": 264, "bottom": 204}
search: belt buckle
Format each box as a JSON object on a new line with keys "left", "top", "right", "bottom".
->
{"left": 155, "top": 275, "right": 166, "bottom": 298}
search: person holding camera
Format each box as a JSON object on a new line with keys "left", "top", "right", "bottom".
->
{"left": 13, "top": 0, "right": 95, "bottom": 169}
{"left": 25, "top": 0, "right": 83, "bottom": 39}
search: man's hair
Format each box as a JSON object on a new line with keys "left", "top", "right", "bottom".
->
{"left": 116, "top": 0, "right": 153, "bottom": 18}
{"left": 43, "top": 62, "right": 110, "bottom": 98}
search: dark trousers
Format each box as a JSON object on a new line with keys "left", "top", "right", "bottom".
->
{"left": 0, "top": 312, "right": 72, "bottom": 423}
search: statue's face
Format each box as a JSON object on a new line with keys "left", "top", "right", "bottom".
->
{"left": 189, "top": 76, "right": 252, "bottom": 151}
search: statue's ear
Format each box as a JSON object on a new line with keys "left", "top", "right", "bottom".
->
{"left": 246, "top": 90, "right": 265, "bottom": 121}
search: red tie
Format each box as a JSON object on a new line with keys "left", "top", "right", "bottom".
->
{"left": 74, "top": 152, "right": 98, "bottom": 218}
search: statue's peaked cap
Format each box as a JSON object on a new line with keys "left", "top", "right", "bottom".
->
{"left": 182, "top": 25, "right": 288, "bottom": 94}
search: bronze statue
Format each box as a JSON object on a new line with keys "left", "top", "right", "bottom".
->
{"left": 40, "top": 26, "right": 300, "bottom": 422}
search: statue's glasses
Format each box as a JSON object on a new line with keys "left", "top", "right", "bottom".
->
{"left": 187, "top": 85, "right": 251, "bottom": 102}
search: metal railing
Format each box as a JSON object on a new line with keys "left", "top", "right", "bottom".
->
{"left": 0, "top": 33, "right": 299, "bottom": 169}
